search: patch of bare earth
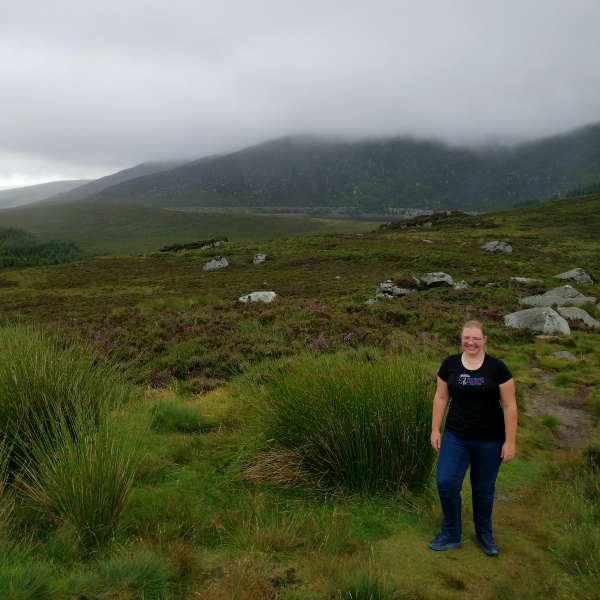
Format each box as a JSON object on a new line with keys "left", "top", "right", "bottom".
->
{"left": 525, "top": 383, "right": 595, "bottom": 448}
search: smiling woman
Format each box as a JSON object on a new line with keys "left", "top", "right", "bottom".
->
{"left": 429, "top": 320, "right": 518, "bottom": 556}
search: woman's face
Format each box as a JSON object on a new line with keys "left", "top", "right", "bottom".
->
{"left": 462, "top": 327, "right": 486, "bottom": 355}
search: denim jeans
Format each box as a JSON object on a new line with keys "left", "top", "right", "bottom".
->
{"left": 436, "top": 430, "right": 504, "bottom": 540}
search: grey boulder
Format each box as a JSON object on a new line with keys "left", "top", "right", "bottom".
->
{"left": 238, "top": 291, "right": 277, "bottom": 303}
{"left": 376, "top": 280, "right": 416, "bottom": 297}
{"left": 519, "top": 285, "right": 596, "bottom": 307}
{"left": 420, "top": 272, "right": 453, "bottom": 288}
{"left": 453, "top": 280, "right": 468, "bottom": 290}
{"left": 504, "top": 307, "right": 571, "bottom": 335}
{"left": 552, "top": 351, "right": 579, "bottom": 362}
{"left": 481, "top": 241, "right": 513, "bottom": 254}
{"left": 202, "top": 256, "right": 229, "bottom": 271}
{"left": 555, "top": 268, "right": 593, "bottom": 285}
{"left": 253, "top": 253, "right": 268, "bottom": 265}
{"left": 365, "top": 297, "right": 378, "bottom": 306}
{"left": 556, "top": 307, "right": 600, "bottom": 329}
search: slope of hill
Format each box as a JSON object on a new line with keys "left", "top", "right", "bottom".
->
{"left": 82, "top": 122, "right": 600, "bottom": 214}
{"left": 0, "top": 203, "right": 375, "bottom": 254}
{"left": 0, "top": 180, "right": 92, "bottom": 210}
{"left": 35, "top": 161, "right": 189, "bottom": 206}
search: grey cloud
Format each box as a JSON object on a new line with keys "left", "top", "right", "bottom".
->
{"left": 1, "top": 0, "right": 600, "bottom": 185}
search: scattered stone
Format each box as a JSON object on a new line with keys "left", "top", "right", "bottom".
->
{"left": 485, "top": 283, "right": 495, "bottom": 288}
{"left": 419, "top": 272, "right": 454, "bottom": 288}
{"left": 510, "top": 277, "right": 544, "bottom": 284}
{"left": 446, "top": 211, "right": 452, "bottom": 215}
{"left": 202, "top": 256, "right": 229, "bottom": 271}
{"left": 262, "top": 281, "right": 268, "bottom": 286}
{"left": 519, "top": 285, "right": 596, "bottom": 307}
{"left": 504, "top": 307, "right": 571, "bottom": 335}
{"left": 496, "top": 494, "right": 509, "bottom": 504}
{"left": 453, "top": 280, "right": 468, "bottom": 290}
{"left": 423, "top": 222, "right": 432, "bottom": 228}
{"left": 376, "top": 280, "right": 415, "bottom": 297}
{"left": 555, "top": 268, "right": 593, "bottom": 285}
{"left": 238, "top": 291, "right": 277, "bottom": 303}
{"left": 365, "top": 297, "right": 378, "bottom": 306}
{"left": 481, "top": 241, "right": 513, "bottom": 254}
{"left": 400, "top": 225, "right": 407, "bottom": 229}
{"left": 557, "top": 307, "right": 600, "bottom": 329}
{"left": 422, "top": 239, "right": 433, "bottom": 243}
{"left": 253, "top": 253, "right": 267, "bottom": 265}
{"left": 553, "top": 351, "right": 579, "bottom": 362}
{"left": 334, "top": 276, "right": 341, "bottom": 280}
{"left": 201, "top": 240, "right": 229, "bottom": 250}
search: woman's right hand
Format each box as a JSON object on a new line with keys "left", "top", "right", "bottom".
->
{"left": 431, "top": 430, "right": 441, "bottom": 453}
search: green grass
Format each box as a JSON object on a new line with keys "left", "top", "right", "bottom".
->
{"left": 0, "top": 203, "right": 376, "bottom": 254}
{"left": 149, "top": 401, "right": 216, "bottom": 434}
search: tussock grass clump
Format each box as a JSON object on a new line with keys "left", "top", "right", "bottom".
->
{"left": 0, "top": 325, "right": 138, "bottom": 468}
{"left": 150, "top": 401, "right": 216, "bottom": 434}
{"left": 248, "top": 351, "right": 435, "bottom": 494}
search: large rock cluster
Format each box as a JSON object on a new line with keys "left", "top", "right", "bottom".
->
{"left": 555, "top": 268, "right": 593, "bottom": 285}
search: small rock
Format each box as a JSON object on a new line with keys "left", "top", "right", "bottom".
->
{"left": 419, "top": 272, "right": 454, "bottom": 288}
{"left": 334, "top": 276, "right": 341, "bottom": 280}
{"left": 423, "top": 222, "right": 432, "bottom": 228}
{"left": 519, "top": 285, "right": 596, "bottom": 308}
{"left": 365, "top": 298, "right": 378, "bottom": 306}
{"left": 238, "top": 291, "right": 277, "bottom": 303}
{"left": 481, "top": 241, "right": 513, "bottom": 254}
{"left": 556, "top": 307, "right": 600, "bottom": 329}
{"left": 535, "top": 335, "right": 561, "bottom": 342}
{"left": 422, "top": 239, "right": 433, "bottom": 244}
{"left": 453, "top": 280, "right": 468, "bottom": 290}
{"left": 376, "top": 281, "right": 415, "bottom": 297}
{"left": 202, "top": 256, "right": 229, "bottom": 271}
{"left": 485, "top": 283, "right": 495, "bottom": 288}
{"left": 446, "top": 211, "right": 452, "bottom": 215}
{"left": 504, "top": 307, "right": 571, "bottom": 335}
{"left": 510, "top": 277, "right": 544, "bottom": 284}
{"left": 253, "top": 253, "right": 267, "bottom": 265}
{"left": 262, "top": 281, "right": 268, "bottom": 286}
{"left": 555, "top": 268, "right": 593, "bottom": 285}
{"left": 496, "top": 494, "right": 509, "bottom": 504}
{"left": 553, "top": 351, "right": 579, "bottom": 362}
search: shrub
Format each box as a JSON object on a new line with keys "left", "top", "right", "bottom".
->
{"left": 150, "top": 401, "right": 216, "bottom": 434}
{"left": 345, "top": 569, "right": 406, "bottom": 600}
{"left": 247, "top": 351, "right": 435, "bottom": 493}
{"left": 0, "top": 325, "right": 138, "bottom": 470}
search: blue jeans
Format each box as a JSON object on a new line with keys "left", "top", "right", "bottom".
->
{"left": 436, "top": 430, "right": 504, "bottom": 540}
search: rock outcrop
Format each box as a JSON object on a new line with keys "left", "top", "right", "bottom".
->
{"left": 553, "top": 351, "right": 579, "bottom": 362}
{"left": 238, "top": 291, "right": 277, "bottom": 303}
{"left": 202, "top": 256, "right": 229, "bottom": 271}
{"left": 420, "top": 272, "right": 453, "bottom": 288}
{"left": 481, "top": 241, "right": 513, "bottom": 254}
{"left": 504, "top": 307, "right": 571, "bottom": 335}
{"left": 555, "top": 268, "right": 593, "bottom": 285}
{"left": 556, "top": 307, "right": 600, "bottom": 329}
{"left": 253, "top": 253, "right": 267, "bottom": 265}
{"left": 519, "top": 285, "right": 596, "bottom": 307}
{"left": 376, "top": 280, "right": 416, "bottom": 298}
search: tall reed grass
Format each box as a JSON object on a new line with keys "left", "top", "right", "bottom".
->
{"left": 248, "top": 351, "right": 435, "bottom": 494}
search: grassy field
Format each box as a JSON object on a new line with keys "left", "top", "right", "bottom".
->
{"left": 0, "top": 203, "right": 376, "bottom": 255}
{"left": 0, "top": 194, "right": 599, "bottom": 598}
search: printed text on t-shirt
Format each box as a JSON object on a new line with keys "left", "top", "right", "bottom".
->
{"left": 459, "top": 373, "right": 485, "bottom": 386}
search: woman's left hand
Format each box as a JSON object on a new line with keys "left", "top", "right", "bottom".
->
{"left": 501, "top": 442, "right": 515, "bottom": 464}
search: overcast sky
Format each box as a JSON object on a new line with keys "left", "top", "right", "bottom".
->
{"left": 1, "top": 0, "right": 600, "bottom": 190}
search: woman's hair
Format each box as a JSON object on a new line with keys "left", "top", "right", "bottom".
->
{"left": 462, "top": 320, "right": 487, "bottom": 337}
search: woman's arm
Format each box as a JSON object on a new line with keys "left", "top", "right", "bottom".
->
{"left": 499, "top": 378, "right": 518, "bottom": 463}
{"left": 431, "top": 376, "right": 450, "bottom": 452}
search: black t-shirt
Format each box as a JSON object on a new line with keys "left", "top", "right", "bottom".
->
{"left": 438, "top": 353, "right": 512, "bottom": 442}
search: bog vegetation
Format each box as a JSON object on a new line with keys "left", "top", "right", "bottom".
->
{"left": 0, "top": 193, "right": 598, "bottom": 598}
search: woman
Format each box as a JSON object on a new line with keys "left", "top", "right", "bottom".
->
{"left": 429, "top": 320, "right": 517, "bottom": 556}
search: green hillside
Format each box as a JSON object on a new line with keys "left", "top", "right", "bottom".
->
{"left": 83, "top": 122, "right": 600, "bottom": 214}
{"left": 0, "top": 202, "right": 376, "bottom": 254}
{"left": 0, "top": 194, "right": 598, "bottom": 598}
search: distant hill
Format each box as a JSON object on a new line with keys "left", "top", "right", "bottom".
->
{"left": 0, "top": 180, "right": 92, "bottom": 210}
{"left": 82, "top": 123, "right": 600, "bottom": 214}
{"left": 35, "top": 161, "right": 189, "bottom": 206}
{"left": 0, "top": 203, "right": 375, "bottom": 255}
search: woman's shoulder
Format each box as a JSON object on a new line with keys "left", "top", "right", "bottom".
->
{"left": 441, "top": 353, "right": 462, "bottom": 366}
